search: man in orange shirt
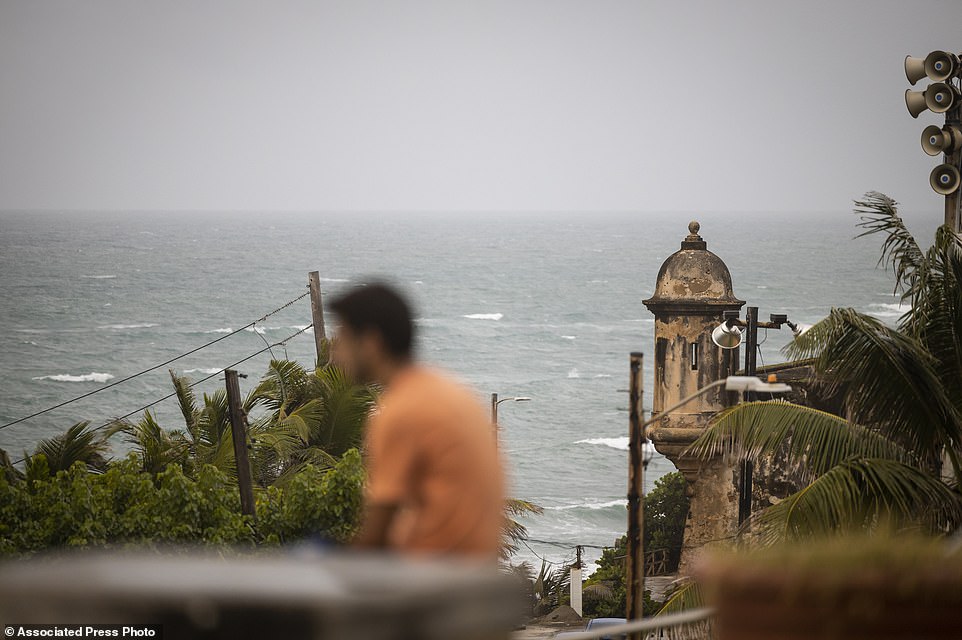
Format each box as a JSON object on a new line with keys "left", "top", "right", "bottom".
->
{"left": 329, "top": 282, "right": 505, "bottom": 559}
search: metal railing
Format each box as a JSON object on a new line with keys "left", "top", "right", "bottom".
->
{"left": 556, "top": 608, "right": 714, "bottom": 640}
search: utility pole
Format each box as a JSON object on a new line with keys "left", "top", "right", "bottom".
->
{"left": 225, "top": 369, "right": 256, "bottom": 518}
{"left": 308, "top": 271, "right": 328, "bottom": 365}
{"left": 626, "top": 352, "right": 645, "bottom": 629}
{"left": 737, "top": 307, "right": 758, "bottom": 526}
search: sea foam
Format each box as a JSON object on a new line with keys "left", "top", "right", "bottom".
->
{"left": 463, "top": 313, "right": 503, "bottom": 320}
{"left": 97, "top": 323, "right": 159, "bottom": 330}
{"left": 33, "top": 372, "right": 115, "bottom": 383}
{"left": 575, "top": 437, "right": 657, "bottom": 453}
{"left": 545, "top": 499, "right": 626, "bottom": 511}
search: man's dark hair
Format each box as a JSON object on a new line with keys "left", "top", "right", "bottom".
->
{"left": 330, "top": 282, "right": 415, "bottom": 358}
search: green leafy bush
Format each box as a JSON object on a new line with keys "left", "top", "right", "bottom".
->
{"left": 0, "top": 449, "right": 365, "bottom": 557}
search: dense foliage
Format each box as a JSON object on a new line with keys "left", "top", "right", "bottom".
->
{"left": 0, "top": 358, "right": 538, "bottom": 556}
{"left": 581, "top": 471, "right": 689, "bottom": 618}
{"left": 0, "top": 451, "right": 364, "bottom": 556}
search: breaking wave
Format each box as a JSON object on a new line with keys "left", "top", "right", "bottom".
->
{"left": 463, "top": 313, "right": 503, "bottom": 320}
{"left": 33, "top": 372, "right": 115, "bottom": 383}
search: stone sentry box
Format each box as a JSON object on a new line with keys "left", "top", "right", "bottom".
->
{"left": 643, "top": 221, "right": 745, "bottom": 574}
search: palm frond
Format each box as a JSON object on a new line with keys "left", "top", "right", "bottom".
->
{"left": 656, "top": 578, "right": 704, "bottom": 615}
{"left": 169, "top": 369, "right": 199, "bottom": 433}
{"left": 786, "top": 308, "right": 962, "bottom": 454}
{"left": 32, "top": 421, "right": 110, "bottom": 474}
{"left": 751, "top": 457, "right": 962, "bottom": 544}
{"left": 108, "top": 411, "right": 190, "bottom": 474}
{"left": 853, "top": 192, "right": 923, "bottom": 298}
{"left": 309, "top": 365, "right": 376, "bottom": 456}
{"left": 688, "top": 400, "right": 912, "bottom": 477}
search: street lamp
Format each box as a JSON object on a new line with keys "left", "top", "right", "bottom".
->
{"left": 710, "top": 307, "right": 801, "bottom": 525}
{"left": 490, "top": 393, "right": 531, "bottom": 426}
{"left": 626, "top": 371, "right": 791, "bottom": 626}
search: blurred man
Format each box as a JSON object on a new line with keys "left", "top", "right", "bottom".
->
{"left": 330, "top": 282, "right": 505, "bottom": 559}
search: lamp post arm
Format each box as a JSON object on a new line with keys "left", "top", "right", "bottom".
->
{"left": 640, "top": 378, "right": 727, "bottom": 434}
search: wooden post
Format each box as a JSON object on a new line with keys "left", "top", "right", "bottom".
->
{"left": 308, "top": 271, "right": 328, "bottom": 365}
{"left": 626, "top": 352, "right": 645, "bottom": 628}
{"left": 225, "top": 369, "right": 256, "bottom": 518}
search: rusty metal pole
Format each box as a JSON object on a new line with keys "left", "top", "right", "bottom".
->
{"left": 626, "top": 352, "right": 645, "bottom": 628}
{"left": 944, "top": 106, "right": 962, "bottom": 234}
{"left": 225, "top": 369, "right": 256, "bottom": 518}
{"left": 308, "top": 271, "right": 327, "bottom": 366}
{"left": 737, "top": 307, "right": 758, "bottom": 526}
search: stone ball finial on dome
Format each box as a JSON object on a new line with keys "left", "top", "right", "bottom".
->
{"left": 682, "top": 220, "right": 706, "bottom": 250}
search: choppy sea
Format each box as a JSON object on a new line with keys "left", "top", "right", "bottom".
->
{"left": 0, "top": 209, "right": 938, "bottom": 571}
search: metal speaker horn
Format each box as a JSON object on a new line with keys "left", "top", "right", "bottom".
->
{"left": 924, "top": 50, "right": 960, "bottom": 82}
{"left": 711, "top": 322, "right": 742, "bottom": 349}
{"left": 905, "top": 89, "right": 929, "bottom": 118}
{"left": 922, "top": 125, "right": 962, "bottom": 156}
{"left": 925, "top": 83, "right": 960, "bottom": 114}
{"left": 905, "top": 55, "right": 928, "bottom": 85}
{"left": 930, "top": 163, "right": 961, "bottom": 195}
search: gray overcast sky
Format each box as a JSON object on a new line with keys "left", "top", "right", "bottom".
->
{"left": 2, "top": 1, "right": 962, "bottom": 214}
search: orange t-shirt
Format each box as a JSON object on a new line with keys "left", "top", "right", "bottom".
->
{"left": 363, "top": 365, "right": 505, "bottom": 558}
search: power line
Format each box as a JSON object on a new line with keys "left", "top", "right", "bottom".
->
{"left": 10, "top": 324, "right": 313, "bottom": 466}
{"left": 0, "top": 291, "right": 310, "bottom": 433}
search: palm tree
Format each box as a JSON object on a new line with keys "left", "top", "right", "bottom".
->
{"left": 106, "top": 410, "right": 191, "bottom": 474}
{"left": 24, "top": 421, "right": 110, "bottom": 477}
{"left": 688, "top": 192, "right": 962, "bottom": 543}
{"left": 246, "top": 359, "right": 376, "bottom": 487}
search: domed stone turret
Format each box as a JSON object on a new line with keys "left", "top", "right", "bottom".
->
{"left": 645, "top": 222, "right": 742, "bottom": 309}
{"left": 643, "top": 221, "right": 744, "bottom": 573}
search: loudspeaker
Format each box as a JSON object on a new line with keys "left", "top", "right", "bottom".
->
{"left": 905, "top": 55, "right": 928, "bottom": 85}
{"left": 711, "top": 322, "right": 742, "bottom": 349}
{"left": 930, "top": 164, "right": 961, "bottom": 195}
{"left": 925, "top": 82, "right": 960, "bottom": 114}
{"left": 924, "top": 50, "right": 960, "bottom": 82}
{"left": 921, "top": 125, "right": 962, "bottom": 156}
{"left": 905, "top": 89, "right": 929, "bottom": 118}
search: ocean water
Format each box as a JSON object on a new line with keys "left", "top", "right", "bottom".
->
{"left": 0, "top": 210, "right": 936, "bottom": 571}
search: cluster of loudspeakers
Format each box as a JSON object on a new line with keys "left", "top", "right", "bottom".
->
{"left": 905, "top": 50, "right": 962, "bottom": 195}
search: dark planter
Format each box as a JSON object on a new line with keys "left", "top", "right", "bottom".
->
{"left": 696, "top": 537, "right": 962, "bottom": 640}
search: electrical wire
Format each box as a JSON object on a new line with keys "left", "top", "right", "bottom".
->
{"left": 0, "top": 291, "right": 310, "bottom": 433}
{"left": 10, "top": 324, "right": 313, "bottom": 466}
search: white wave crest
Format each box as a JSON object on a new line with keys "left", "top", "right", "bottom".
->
{"left": 546, "top": 499, "right": 626, "bottom": 511}
{"left": 576, "top": 436, "right": 627, "bottom": 450}
{"left": 575, "top": 437, "right": 658, "bottom": 453}
{"left": 82, "top": 275, "right": 117, "bottom": 279}
{"left": 319, "top": 277, "right": 349, "bottom": 283}
{"left": 561, "top": 335, "right": 576, "bottom": 340}
{"left": 463, "top": 313, "right": 503, "bottom": 321}
{"left": 205, "top": 328, "right": 234, "bottom": 334}
{"left": 183, "top": 368, "right": 221, "bottom": 375}
{"left": 33, "top": 372, "right": 114, "bottom": 383}
{"left": 567, "top": 368, "right": 580, "bottom": 378}
{"left": 97, "top": 323, "right": 159, "bottom": 330}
